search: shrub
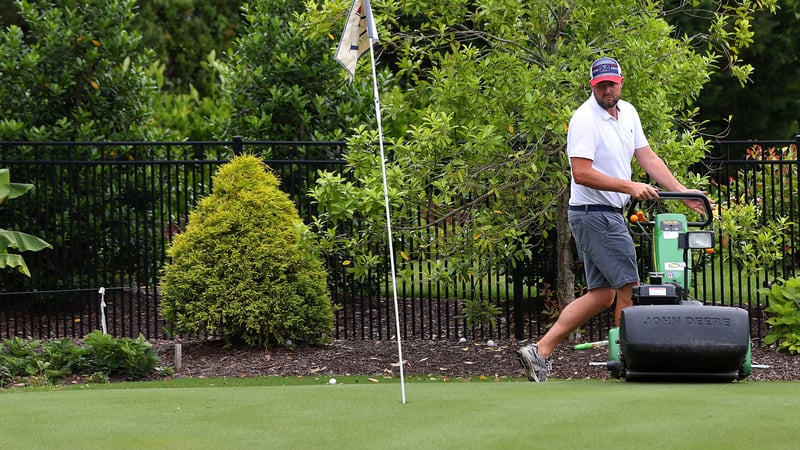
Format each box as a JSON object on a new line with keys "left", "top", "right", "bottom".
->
{"left": 84, "top": 331, "right": 159, "bottom": 379}
{"left": 0, "top": 337, "right": 40, "bottom": 382}
{"left": 715, "top": 197, "right": 793, "bottom": 278}
{"left": 759, "top": 277, "right": 800, "bottom": 354}
{"left": 0, "top": 0, "right": 164, "bottom": 141}
{"left": 160, "top": 154, "right": 334, "bottom": 348}
{"left": 40, "top": 338, "right": 88, "bottom": 378}
{"left": 0, "top": 332, "right": 159, "bottom": 388}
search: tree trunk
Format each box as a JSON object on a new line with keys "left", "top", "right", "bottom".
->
{"left": 556, "top": 188, "right": 580, "bottom": 342}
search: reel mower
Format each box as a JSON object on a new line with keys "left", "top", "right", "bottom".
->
{"left": 578, "top": 192, "right": 752, "bottom": 381}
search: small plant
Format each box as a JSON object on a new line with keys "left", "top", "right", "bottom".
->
{"left": 0, "top": 337, "right": 68, "bottom": 386}
{"left": 87, "top": 371, "right": 110, "bottom": 384}
{"left": 0, "top": 337, "right": 40, "bottom": 378}
{"left": 759, "top": 277, "right": 800, "bottom": 354}
{"left": 84, "top": 331, "right": 125, "bottom": 376}
{"left": 0, "top": 331, "right": 160, "bottom": 388}
{"left": 461, "top": 296, "right": 502, "bottom": 328}
{"left": 118, "top": 334, "right": 160, "bottom": 379}
{"left": 539, "top": 283, "right": 561, "bottom": 329}
{"left": 41, "top": 338, "right": 88, "bottom": 378}
{"left": 0, "top": 363, "right": 12, "bottom": 387}
{"left": 84, "top": 330, "right": 159, "bottom": 379}
{"left": 716, "top": 197, "right": 793, "bottom": 279}
{"left": 0, "top": 168, "right": 52, "bottom": 277}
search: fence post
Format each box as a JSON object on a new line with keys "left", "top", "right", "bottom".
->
{"left": 232, "top": 135, "right": 244, "bottom": 156}
{"left": 513, "top": 261, "right": 525, "bottom": 340}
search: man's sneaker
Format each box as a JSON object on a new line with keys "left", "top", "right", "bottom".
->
{"left": 516, "top": 343, "right": 552, "bottom": 382}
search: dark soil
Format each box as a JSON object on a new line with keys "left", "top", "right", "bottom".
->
{"left": 154, "top": 337, "right": 800, "bottom": 381}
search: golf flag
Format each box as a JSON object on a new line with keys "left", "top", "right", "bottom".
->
{"left": 334, "top": 0, "right": 406, "bottom": 404}
{"left": 334, "top": 0, "right": 378, "bottom": 81}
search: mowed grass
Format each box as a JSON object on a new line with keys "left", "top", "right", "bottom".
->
{"left": 2, "top": 378, "right": 798, "bottom": 449}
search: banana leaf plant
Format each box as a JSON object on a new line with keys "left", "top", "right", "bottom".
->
{"left": 0, "top": 168, "right": 52, "bottom": 277}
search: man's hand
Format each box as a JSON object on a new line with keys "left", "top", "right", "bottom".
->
{"left": 680, "top": 189, "right": 713, "bottom": 216}
{"left": 629, "top": 185, "right": 713, "bottom": 217}
{"left": 628, "top": 182, "right": 660, "bottom": 201}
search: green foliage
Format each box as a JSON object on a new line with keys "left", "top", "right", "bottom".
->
{"left": 0, "top": 337, "right": 88, "bottom": 386}
{"left": 212, "top": 0, "right": 377, "bottom": 145}
{"left": 148, "top": 52, "right": 231, "bottom": 141}
{"left": 0, "top": 0, "right": 164, "bottom": 140}
{"left": 84, "top": 330, "right": 159, "bottom": 379}
{"left": 160, "top": 154, "right": 335, "bottom": 348}
{"left": 305, "top": 0, "right": 776, "bottom": 311}
{"left": 41, "top": 338, "right": 89, "bottom": 378}
{"left": 137, "top": 1, "right": 239, "bottom": 141}
{"left": 759, "top": 278, "right": 800, "bottom": 354}
{"left": 0, "top": 337, "right": 40, "bottom": 383}
{"left": 461, "top": 297, "right": 502, "bottom": 328}
{"left": 711, "top": 144, "right": 797, "bottom": 278}
{"left": 716, "top": 198, "right": 793, "bottom": 278}
{"left": 0, "top": 332, "right": 158, "bottom": 388}
{"left": 0, "top": 168, "right": 52, "bottom": 277}
{"left": 665, "top": 0, "right": 799, "bottom": 139}
{"left": 133, "top": 0, "right": 243, "bottom": 96}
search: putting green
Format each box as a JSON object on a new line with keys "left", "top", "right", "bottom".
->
{"left": 1, "top": 380, "right": 797, "bottom": 449}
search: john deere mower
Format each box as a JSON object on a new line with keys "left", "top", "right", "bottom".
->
{"left": 579, "top": 192, "right": 752, "bottom": 381}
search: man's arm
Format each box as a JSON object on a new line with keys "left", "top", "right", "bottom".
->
{"left": 633, "top": 145, "right": 685, "bottom": 191}
{"left": 634, "top": 145, "right": 707, "bottom": 213}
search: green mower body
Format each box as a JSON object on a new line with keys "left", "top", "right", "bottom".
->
{"left": 651, "top": 213, "right": 689, "bottom": 288}
{"left": 604, "top": 193, "right": 752, "bottom": 381}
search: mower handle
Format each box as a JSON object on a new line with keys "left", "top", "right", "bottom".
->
{"left": 627, "top": 191, "right": 713, "bottom": 228}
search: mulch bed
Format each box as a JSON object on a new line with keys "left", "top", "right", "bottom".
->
{"left": 153, "top": 337, "right": 800, "bottom": 381}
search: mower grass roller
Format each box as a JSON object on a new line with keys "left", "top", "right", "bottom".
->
{"left": 575, "top": 192, "right": 753, "bottom": 381}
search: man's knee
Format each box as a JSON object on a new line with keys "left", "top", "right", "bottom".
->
{"left": 588, "top": 287, "right": 616, "bottom": 308}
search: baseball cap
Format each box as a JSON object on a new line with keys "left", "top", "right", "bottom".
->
{"left": 590, "top": 57, "right": 623, "bottom": 86}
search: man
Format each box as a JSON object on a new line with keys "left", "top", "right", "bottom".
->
{"left": 517, "top": 57, "right": 705, "bottom": 382}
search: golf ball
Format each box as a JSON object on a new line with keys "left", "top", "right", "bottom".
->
{"left": 487, "top": 340, "right": 496, "bottom": 347}
{"left": 459, "top": 337, "right": 467, "bottom": 343}
{"left": 329, "top": 378, "right": 337, "bottom": 385}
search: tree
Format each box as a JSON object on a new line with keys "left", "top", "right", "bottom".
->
{"left": 134, "top": 0, "right": 243, "bottom": 96}
{"left": 0, "top": 0, "right": 163, "bottom": 141}
{"left": 0, "top": 1, "right": 177, "bottom": 295}
{"left": 305, "top": 0, "right": 777, "bottom": 322}
{"left": 210, "top": 0, "right": 380, "bottom": 149}
{"left": 673, "top": 0, "right": 800, "bottom": 140}
{"left": 134, "top": 0, "right": 243, "bottom": 142}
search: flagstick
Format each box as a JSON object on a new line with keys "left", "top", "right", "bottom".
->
{"left": 367, "top": 42, "right": 406, "bottom": 404}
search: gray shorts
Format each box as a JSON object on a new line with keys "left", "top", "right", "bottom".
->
{"left": 568, "top": 210, "right": 639, "bottom": 290}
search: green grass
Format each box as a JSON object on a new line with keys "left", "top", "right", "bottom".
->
{"left": 2, "top": 378, "right": 798, "bottom": 449}
{"left": 389, "top": 259, "right": 527, "bottom": 301}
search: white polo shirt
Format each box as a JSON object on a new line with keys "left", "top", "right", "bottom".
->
{"left": 567, "top": 95, "right": 649, "bottom": 209}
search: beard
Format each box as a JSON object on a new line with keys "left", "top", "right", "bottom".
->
{"left": 594, "top": 92, "right": 620, "bottom": 110}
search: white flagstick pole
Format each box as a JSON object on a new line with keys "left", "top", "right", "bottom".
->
{"left": 366, "top": 36, "right": 406, "bottom": 405}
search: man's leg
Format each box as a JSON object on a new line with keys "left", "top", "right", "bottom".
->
{"left": 535, "top": 286, "right": 616, "bottom": 359}
{"left": 613, "top": 282, "right": 636, "bottom": 326}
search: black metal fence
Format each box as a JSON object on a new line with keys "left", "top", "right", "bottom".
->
{"left": 1, "top": 137, "right": 797, "bottom": 343}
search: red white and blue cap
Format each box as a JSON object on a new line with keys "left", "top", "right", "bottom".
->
{"left": 590, "top": 57, "right": 623, "bottom": 86}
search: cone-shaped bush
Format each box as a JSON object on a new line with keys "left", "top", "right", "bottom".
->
{"left": 160, "top": 154, "right": 334, "bottom": 348}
